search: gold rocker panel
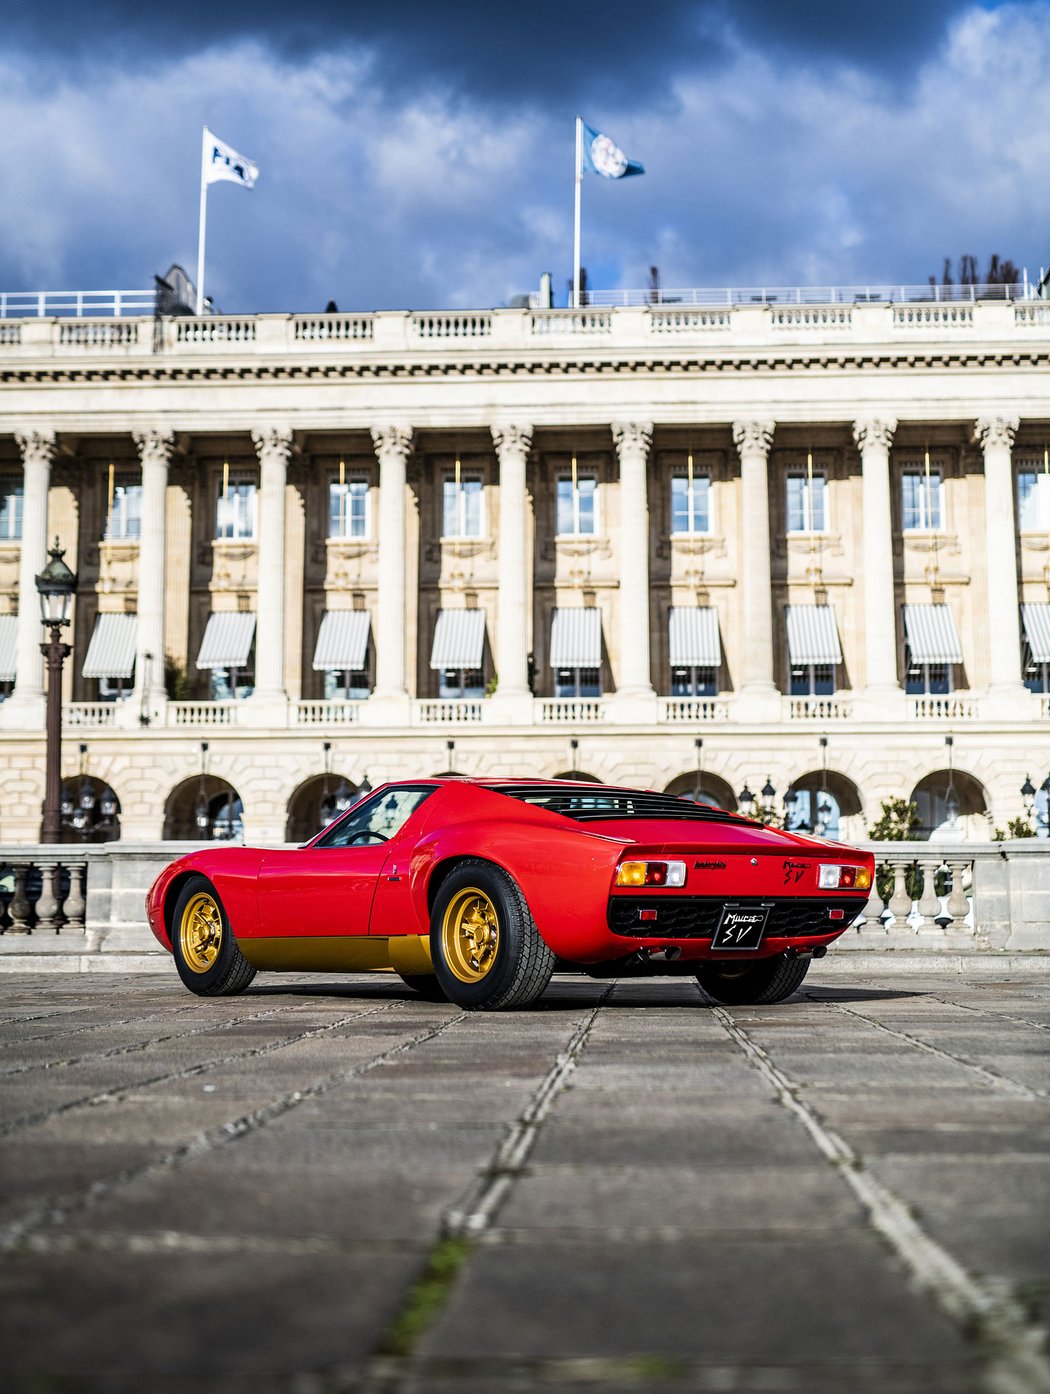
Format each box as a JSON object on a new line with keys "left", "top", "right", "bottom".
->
{"left": 237, "top": 934, "right": 434, "bottom": 975}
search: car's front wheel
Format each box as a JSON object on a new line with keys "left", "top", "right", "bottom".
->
{"left": 170, "top": 874, "right": 256, "bottom": 997}
{"left": 695, "top": 952, "right": 810, "bottom": 1005}
{"left": 430, "top": 859, "right": 555, "bottom": 1010}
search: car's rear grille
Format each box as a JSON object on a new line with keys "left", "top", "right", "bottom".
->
{"left": 607, "top": 895, "right": 867, "bottom": 938}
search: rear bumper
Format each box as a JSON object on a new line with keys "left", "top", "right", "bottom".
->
{"left": 607, "top": 894, "right": 867, "bottom": 940}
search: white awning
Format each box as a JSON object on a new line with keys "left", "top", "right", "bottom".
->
{"left": 82, "top": 613, "right": 138, "bottom": 679}
{"left": 430, "top": 608, "right": 486, "bottom": 670}
{"left": 669, "top": 607, "right": 721, "bottom": 667}
{"left": 312, "top": 610, "right": 371, "bottom": 671}
{"left": 903, "top": 604, "right": 962, "bottom": 664}
{"left": 786, "top": 604, "right": 842, "bottom": 666}
{"left": 196, "top": 612, "right": 256, "bottom": 669}
{"left": 550, "top": 607, "right": 602, "bottom": 668}
{"left": 1022, "top": 603, "right": 1050, "bottom": 663}
{"left": 0, "top": 615, "right": 17, "bottom": 682}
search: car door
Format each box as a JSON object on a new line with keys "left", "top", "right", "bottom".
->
{"left": 256, "top": 786, "right": 435, "bottom": 940}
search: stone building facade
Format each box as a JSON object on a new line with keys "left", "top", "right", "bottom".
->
{"left": 0, "top": 299, "right": 1047, "bottom": 843}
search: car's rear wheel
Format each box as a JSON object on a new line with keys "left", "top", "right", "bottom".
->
{"left": 397, "top": 973, "right": 448, "bottom": 1001}
{"left": 695, "top": 952, "right": 810, "bottom": 1005}
{"left": 430, "top": 860, "right": 555, "bottom": 1011}
{"left": 171, "top": 874, "right": 256, "bottom": 997}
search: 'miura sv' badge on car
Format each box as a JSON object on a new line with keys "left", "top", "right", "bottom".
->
{"left": 782, "top": 859, "right": 808, "bottom": 885}
{"left": 693, "top": 860, "right": 726, "bottom": 870}
{"left": 712, "top": 904, "right": 771, "bottom": 950}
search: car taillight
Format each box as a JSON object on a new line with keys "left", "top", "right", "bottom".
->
{"left": 818, "top": 864, "right": 871, "bottom": 890}
{"left": 616, "top": 860, "right": 687, "bottom": 888}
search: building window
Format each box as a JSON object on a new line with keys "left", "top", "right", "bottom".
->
{"left": 215, "top": 472, "right": 257, "bottom": 541}
{"left": 439, "top": 668, "right": 485, "bottom": 699}
{"left": 786, "top": 471, "right": 826, "bottom": 533}
{"left": 442, "top": 469, "right": 484, "bottom": 539}
{"left": 1018, "top": 468, "right": 1050, "bottom": 531}
{"left": 671, "top": 665, "right": 717, "bottom": 697}
{"left": 554, "top": 667, "right": 601, "bottom": 698}
{"left": 324, "top": 668, "right": 371, "bottom": 700}
{"left": 905, "top": 660, "right": 951, "bottom": 696}
{"left": 902, "top": 469, "right": 943, "bottom": 531}
{"left": 789, "top": 663, "right": 835, "bottom": 696}
{"left": 103, "top": 473, "right": 142, "bottom": 541}
{"left": 1025, "top": 661, "right": 1050, "bottom": 695}
{"left": 670, "top": 466, "right": 710, "bottom": 535}
{"left": 210, "top": 653, "right": 255, "bottom": 700}
{"left": 556, "top": 461, "right": 597, "bottom": 537}
{"left": 329, "top": 475, "right": 369, "bottom": 540}
{"left": 0, "top": 479, "right": 23, "bottom": 540}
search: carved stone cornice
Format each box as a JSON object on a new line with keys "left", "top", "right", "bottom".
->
{"left": 491, "top": 424, "right": 533, "bottom": 459}
{"left": 973, "top": 415, "right": 1019, "bottom": 451}
{"left": 732, "top": 420, "right": 775, "bottom": 456}
{"left": 132, "top": 428, "right": 175, "bottom": 467}
{"left": 14, "top": 429, "right": 56, "bottom": 471}
{"left": 611, "top": 421, "right": 653, "bottom": 459}
{"left": 370, "top": 425, "right": 414, "bottom": 461}
{"left": 251, "top": 426, "right": 294, "bottom": 462}
{"left": 852, "top": 418, "right": 897, "bottom": 452}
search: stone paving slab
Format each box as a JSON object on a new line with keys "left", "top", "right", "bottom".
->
{"left": 1, "top": 970, "right": 1048, "bottom": 1394}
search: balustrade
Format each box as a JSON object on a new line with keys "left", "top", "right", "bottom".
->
{"left": 786, "top": 696, "right": 853, "bottom": 721}
{"left": 64, "top": 702, "right": 118, "bottom": 728}
{"left": 294, "top": 700, "right": 361, "bottom": 725}
{"left": 293, "top": 315, "right": 373, "bottom": 342}
{"left": 170, "top": 700, "right": 239, "bottom": 726}
{"left": 849, "top": 848, "right": 975, "bottom": 936}
{"left": 415, "top": 699, "right": 484, "bottom": 724}
{"left": 658, "top": 696, "right": 729, "bottom": 723}
{"left": 537, "top": 697, "right": 606, "bottom": 723}
{"left": 909, "top": 695, "right": 979, "bottom": 720}
{"left": 0, "top": 854, "right": 88, "bottom": 934}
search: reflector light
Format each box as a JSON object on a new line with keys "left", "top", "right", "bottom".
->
{"left": 639, "top": 909, "right": 658, "bottom": 922}
{"left": 829, "top": 909, "right": 845, "bottom": 921}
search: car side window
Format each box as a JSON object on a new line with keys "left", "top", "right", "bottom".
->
{"left": 315, "top": 787, "right": 434, "bottom": 849}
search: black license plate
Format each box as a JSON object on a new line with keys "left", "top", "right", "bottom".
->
{"left": 712, "top": 904, "right": 771, "bottom": 950}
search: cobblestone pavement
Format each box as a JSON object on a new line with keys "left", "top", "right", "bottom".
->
{"left": 1, "top": 968, "right": 1049, "bottom": 1393}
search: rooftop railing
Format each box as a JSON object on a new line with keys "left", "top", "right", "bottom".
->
{"left": 0, "top": 290, "right": 155, "bottom": 318}
{"left": 583, "top": 283, "right": 1036, "bottom": 307}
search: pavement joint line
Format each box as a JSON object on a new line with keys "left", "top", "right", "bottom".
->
{"left": 0, "top": 999, "right": 222, "bottom": 1048}
{"left": 441, "top": 985, "right": 614, "bottom": 1239}
{"left": 709, "top": 999, "right": 1050, "bottom": 1394}
{"left": 923, "top": 993, "right": 1050, "bottom": 1037}
{"left": 802, "top": 991, "right": 1045, "bottom": 1101}
{"left": 0, "top": 1000, "right": 306, "bottom": 1078}
{"left": 0, "top": 998, "right": 409, "bottom": 1140}
{"left": 14, "top": 1228, "right": 412, "bottom": 1259}
{"left": 0, "top": 1006, "right": 467, "bottom": 1254}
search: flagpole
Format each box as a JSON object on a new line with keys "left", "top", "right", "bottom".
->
{"left": 572, "top": 116, "right": 583, "bottom": 310}
{"left": 195, "top": 128, "right": 209, "bottom": 315}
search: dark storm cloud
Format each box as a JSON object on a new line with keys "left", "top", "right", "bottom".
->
{"left": 6, "top": 1, "right": 981, "bottom": 106}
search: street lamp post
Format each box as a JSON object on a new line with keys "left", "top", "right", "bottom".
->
{"left": 35, "top": 541, "right": 77, "bottom": 844}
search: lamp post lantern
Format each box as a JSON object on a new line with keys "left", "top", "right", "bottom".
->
{"left": 35, "top": 541, "right": 77, "bottom": 844}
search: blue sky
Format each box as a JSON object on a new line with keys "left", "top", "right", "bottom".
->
{"left": 1, "top": 1, "right": 1047, "bottom": 311}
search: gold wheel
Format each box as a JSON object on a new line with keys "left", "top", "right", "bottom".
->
{"left": 178, "top": 890, "right": 223, "bottom": 973}
{"left": 441, "top": 887, "right": 500, "bottom": 983}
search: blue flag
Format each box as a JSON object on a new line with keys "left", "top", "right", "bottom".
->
{"left": 581, "top": 123, "right": 644, "bottom": 179}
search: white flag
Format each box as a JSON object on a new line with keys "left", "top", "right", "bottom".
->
{"left": 203, "top": 128, "right": 259, "bottom": 188}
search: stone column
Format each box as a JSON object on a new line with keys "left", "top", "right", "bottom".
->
{"left": 130, "top": 429, "right": 174, "bottom": 726}
{"left": 366, "top": 425, "right": 413, "bottom": 721}
{"left": 611, "top": 422, "right": 656, "bottom": 711}
{"left": 2, "top": 430, "right": 55, "bottom": 728}
{"left": 975, "top": 415, "right": 1025, "bottom": 708}
{"left": 246, "top": 427, "right": 293, "bottom": 721}
{"left": 853, "top": 418, "right": 902, "bottom": 707}
{"left": 489, "top": 425, "right": 533, "bottom": 722}
{"left": 732, "top": 420, "right": 778, "bottom": 717}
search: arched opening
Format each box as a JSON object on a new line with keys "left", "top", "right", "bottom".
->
{"left": 784, "top": 770, "right": 864, "bottom": 842}
{"left": 663, "top": 771, "right": 737, "bottom": 812}
{"left": 163, "top": 775, "right": 244, "bottom": 841}
{"left": 286, "top": 774, "right": 364, "bottom": 843}
{"left": 58, "top": 775, "right": 121, "bottom": 843}
{"left": 551, "top": 770, "right": 602, "bottom": 783}
{"left": 909, "top": 770, "right": 988, "bottom": 841}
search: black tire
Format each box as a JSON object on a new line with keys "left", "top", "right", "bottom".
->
{"left": 430, "top": 859, "right": 555, "bottom": 1011}
{"left": 696, "top": 952, "right": 810, "bottom": 1005}
{"left": 397, "top": 973, "right": 448, "bottom": 1001}
{"left": 170, "top": 874, "right": 256, "bottom": 997}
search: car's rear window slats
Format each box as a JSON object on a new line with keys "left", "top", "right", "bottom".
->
{"left": 482, "top": 784, "right": 751, "bottom": 825}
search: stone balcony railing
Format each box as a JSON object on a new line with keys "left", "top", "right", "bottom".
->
{"left": 0, "top": 296, "right": 1045, "bottom": 362}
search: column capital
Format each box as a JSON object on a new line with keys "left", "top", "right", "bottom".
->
{"left": 853, "top": 418, "right": 897, "bottom": 452}
{"left": 14, "top": 429, "right": 57, "bottom": 469}
{"left": 611, "top": 421, "right": 653, "bottom": 458}
{"left": 132, "top": 428, "right": 175, "bottom": 466}
{"left": 974, "top": 415, "right": 1019, "bottom": 451}
{"left": 732, "top": 420, "right": 775, "bottom": 456}
{"left": 371, "top": 425, "right": 414, "bottom": 460}
{"left": 491, "top": 424, "right": 533, "bottom": 458}
{"left": 251, "top": 426, "right": 294, "bottom": 462}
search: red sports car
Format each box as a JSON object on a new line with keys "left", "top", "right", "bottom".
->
{"left": 146, "top": 778, "right": 874, "bottom": 1010}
